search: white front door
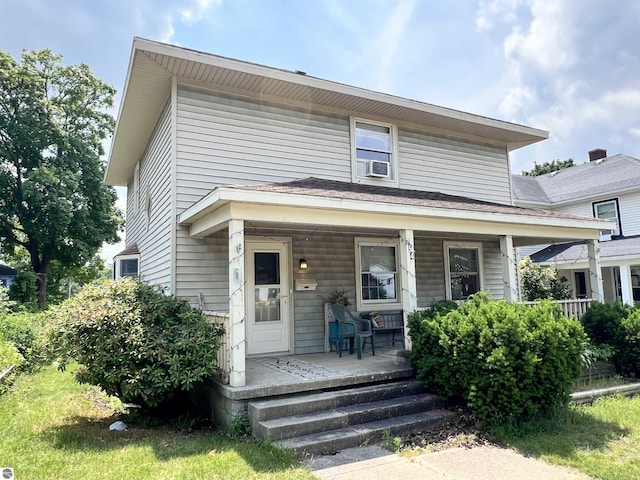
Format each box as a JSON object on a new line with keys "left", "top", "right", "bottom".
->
{"left": 246, "top": 240, "right": 291, "bottom": 355}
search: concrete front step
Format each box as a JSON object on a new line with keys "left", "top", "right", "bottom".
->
{"left": 249, "top": 378, "right": 456, "bottom": 455}
{"left": 256, "top": 392, "right": 442, "bottom": 441}
{"left": 275, "top": 409, "right": 457, "bottom": 455}
{"left": 249, "top": 379, "right": 426, "bottom": 425}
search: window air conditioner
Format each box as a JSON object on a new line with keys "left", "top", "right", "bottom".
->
{"left": 366, "top": 160, "right": 389, "bottom": 178}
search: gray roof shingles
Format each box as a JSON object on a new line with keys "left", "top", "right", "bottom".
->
{"left": 225, "top": 177, "right": 594, "bottom": 222}
{"left": 512, "top": 154, "right": 640, "bottom": 204}
{"left": 531, "top": 235, "right": 640, "bottom": 263}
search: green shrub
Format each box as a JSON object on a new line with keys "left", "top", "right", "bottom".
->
{"left": 47, "top": 278, "right": 225, "bottom": 413}
{"left": 581, "top": 301, "right": 629, "bottom": 347}
{"left": 411, "top": 293, "right": 586, "bottom": 424}
{"left": 0, "top": 311, "right": 48, "bottom": 372}
{"left": 619, "top": 309, "right": 640, "bottom": 377}
{"left": 0, "top": 338, "right": 24, "bottom": 394}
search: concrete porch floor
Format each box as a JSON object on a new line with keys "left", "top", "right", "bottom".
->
{"left": 223, "top": 347, "right": 414, "bottom": 401}
{"left": 204, "top": 347, "right": 415, "bottom": 428}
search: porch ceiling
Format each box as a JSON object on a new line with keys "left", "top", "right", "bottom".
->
{"left": 178, "top": 178, "right": 607, "bottom": 244}
{"left": 105, "top": 37, "right": 548, "bottom": 186}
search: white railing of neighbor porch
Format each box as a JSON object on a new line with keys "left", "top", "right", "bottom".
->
{"left": 204, "top": 311, "right": 231, "bottom": 384}
{"left": 522, "top": 299, "right": 594, "bottom": 320}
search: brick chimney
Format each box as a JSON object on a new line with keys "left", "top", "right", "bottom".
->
{"left": 589, "top": 148, "right": 607, "bottom": 162}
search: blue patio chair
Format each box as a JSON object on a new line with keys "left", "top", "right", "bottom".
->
{"left": 331, "top": 304, "right": 375, "bottom": 360}
{"left": 328, "top": 317, "right": 355, "bottom": 357}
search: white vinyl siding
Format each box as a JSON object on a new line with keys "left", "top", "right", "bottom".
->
{"left": 124, "top": 102, "right": 173, "bottom": 289}
{"left": 175, "top": 86, "right": 351, "bottom": 211}
{"left": 619, "top": 191, "right": 640, "bottom": 236}
{"left": 398, "top": 128, "right": 511, "bottom": 204}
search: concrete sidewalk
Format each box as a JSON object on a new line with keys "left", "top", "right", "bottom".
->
{"left": 304, "top": 445, "right": 592, "bottom": 480}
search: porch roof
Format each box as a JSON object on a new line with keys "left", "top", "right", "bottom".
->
{"left": 178, "top": 177, "right": 608, "bottom": 245}
{"left": 531, "top": 235, "right": 640, "bottom": 266}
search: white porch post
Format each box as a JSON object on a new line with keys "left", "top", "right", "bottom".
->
{"left": 399, "top": 229, "right": 417, "bottom": 350}
{"left": 587, "top": 239, "right": 604, "bottom": 302}
{"left": 619, "top": 263, "right": 634, "bottom": 306}
{"left": 499, "top": 235, "right": 518, "bottom": 301}
{"left": 228, "top": 219, "right": 246, "bottom": 387}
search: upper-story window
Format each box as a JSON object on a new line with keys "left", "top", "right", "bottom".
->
{"left": 351, "top": 119, "right": 398, "bottom": 185}
{"left": 593, "top": 199, "right": 621, "bottom": 237}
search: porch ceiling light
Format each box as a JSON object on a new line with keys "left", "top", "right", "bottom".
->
{"left": 299, "top": 258, "right": 308, "bottom": 269}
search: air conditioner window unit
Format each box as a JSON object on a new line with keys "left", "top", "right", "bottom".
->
{"left": 366, "top": 160, "right": 389, "bottom": 178}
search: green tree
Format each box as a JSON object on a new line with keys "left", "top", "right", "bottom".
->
{"left": 521, "top": 158, "right": 576, "bottom": 176}
{"left": 519, "top": 257, "right": 572, "bottom": 301}
{"left": 0, "top": 49, "right": 123, "bottom": 308}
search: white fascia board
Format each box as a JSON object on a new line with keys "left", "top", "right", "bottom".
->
{"left": 547, "top": 185, "right": 640, "bottom": 208}
{"left": 179, "top": 187, "right": 606, "bottom": 238}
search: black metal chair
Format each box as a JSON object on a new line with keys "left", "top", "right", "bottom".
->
{"left": 331, "top": 304, "right": 375, "bottom": 359}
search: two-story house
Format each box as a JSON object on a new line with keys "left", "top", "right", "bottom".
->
{"left": 513, "top": 150, "right": 640, "bottom": 305}
{"left": 105, "top": 38, "right": 607, "bottom": 431}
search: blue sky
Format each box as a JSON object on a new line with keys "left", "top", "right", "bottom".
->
{"left": 2, "top": 0, "right": 640, "bottom": 259}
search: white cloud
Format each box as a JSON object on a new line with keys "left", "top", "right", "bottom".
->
{"left": 475, "top": 0, "right": 522, "bottom": 31}
{"left": 180, "top": 0, "right": 222, "bottom": 24}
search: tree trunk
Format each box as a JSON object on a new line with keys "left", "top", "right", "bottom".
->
{"left": 36, "top": 269, "right": 48, "bottom": 310}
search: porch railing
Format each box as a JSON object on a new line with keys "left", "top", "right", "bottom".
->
{"left": 522, "top": 298, "right": 594, "bottom": 320}
{"left": 204, "top": 311, "right": 231, "bottom": 384}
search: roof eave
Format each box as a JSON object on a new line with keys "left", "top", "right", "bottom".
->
{"left": 106, "top": 38, "right": 549, "bottom": 186}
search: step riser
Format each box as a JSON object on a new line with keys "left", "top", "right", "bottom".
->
{"left": 277, "top": 410, "right": 456, "bottom": 455}
{"left": 249, "top": 380, "right": 425, "bottom": 423}
{"left": 258, "top": 394, "right": 442, "bottom": 441}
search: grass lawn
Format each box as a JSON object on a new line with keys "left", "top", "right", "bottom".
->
{"left": 0, "top": 366, "right": 317, "bottom": 480}
{"left": 491, "top": 395, "right": 640, "bottom": 480}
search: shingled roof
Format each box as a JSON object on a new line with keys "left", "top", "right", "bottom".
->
{"left": 512, "top": 154, "right": 640, "bottom": 205}
{"left": 225, "top": 177, "right": 593, "bottom": 222}
{"left": 531, "top": 235, "right": 640, "bottom": 264}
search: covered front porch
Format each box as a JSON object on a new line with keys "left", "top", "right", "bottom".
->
{"left": 179, "top": 178, "right": 608, "bottom": 400}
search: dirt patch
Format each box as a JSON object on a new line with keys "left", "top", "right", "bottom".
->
{"left": 401, "top": 408, "right": 494, "bottom": 453}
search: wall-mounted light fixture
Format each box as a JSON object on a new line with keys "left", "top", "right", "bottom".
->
{"left": 299, "top": 258, "right": 308, "bottom": 270}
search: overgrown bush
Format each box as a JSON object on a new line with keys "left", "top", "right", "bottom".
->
{"left": 0, "top": 338, "right": 24, "bottom": 394}
{"left": 580, "top": 301, "right": 640, "bottom": 377}
{"left": 47, "top": 278, "right": 225, "bottom": 414}
{"left": 581, "top": 301, "right": 629, "bottom": 347}
{"left": 410, "top": 293, "right": 586, "bottom": 424}
{"left": 0, "top": 312, "right": 48, "bottom": 372}
{"left": 619, "top": 309, "right": 640, "bottom": 378}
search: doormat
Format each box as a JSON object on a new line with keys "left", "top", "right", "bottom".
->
{"left": 252, "top": 357, "right": 340, "bottom": 380}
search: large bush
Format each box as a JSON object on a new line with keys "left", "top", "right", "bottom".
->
{"left": 581, "top": 301, "right": 640, "bottom": 377}
{"left": 47, "top": 278, "right": 225, "bottom": 411}
{"left": 410, "top": 293, "right": 586, "bottom": 424}
{"left": 0, "top": 312, "right": 48, "bottom": 372}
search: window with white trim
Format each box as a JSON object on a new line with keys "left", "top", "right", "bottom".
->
{"left": 355, "top": 238, "right": 402, "bottom": 310}
{"left": 351, "top": 119, "right": 397, "bottom": 184}
{"left": 444, "top": 241, "right": 484, "bottom": 300}
{"left": 114, "top": 255, "right": 139, "bottom": 279}
{"left": 593, "top": 199, "right": 621, "bottom": 236}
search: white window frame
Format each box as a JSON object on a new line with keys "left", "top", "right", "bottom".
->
{"left": 443, "top": 241, "right": 484, "bottom": 301}
{"left": 354, "top": 237, "right": 402, "bottom": 311}
{"left": 350, "top": 118, "right": 399, "bottom": 186}
{"left": 114, "top": 254, "right": 140, "bottom": 279}
{"left": 593, "top": 199, "right": 621, "bottom": 237}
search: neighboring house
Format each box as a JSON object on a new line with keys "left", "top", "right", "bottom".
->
{"left": 105, "top": 37, "right": 607, "bottom": 401}
{"left": 0, "top": 264, "right": 17, "bottom": 288}
{"left": 512, "top": 150, "right": 640, "bottom": 305}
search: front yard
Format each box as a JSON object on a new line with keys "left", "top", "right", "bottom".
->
{"left": 0, "top": 366, "right": 315, "bottom": 480}
{"left": 3, "top": 365, "right": 640, "bottom": 479}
